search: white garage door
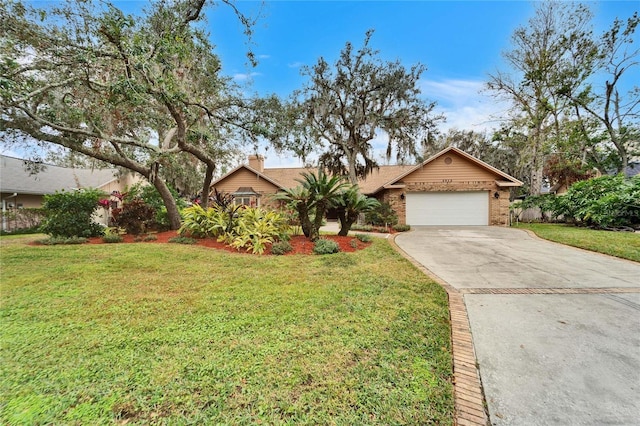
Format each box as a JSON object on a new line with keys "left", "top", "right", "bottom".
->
{"left": 406, "top": 191, "right": 489, "bottom": 225}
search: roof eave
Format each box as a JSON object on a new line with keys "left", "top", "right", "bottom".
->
{"left": 210, "top": 164, "right": 285, "bottom": 190}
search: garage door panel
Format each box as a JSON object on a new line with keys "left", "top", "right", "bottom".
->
{"left": 406, "top": 192, "right": 488, "bottom": 225}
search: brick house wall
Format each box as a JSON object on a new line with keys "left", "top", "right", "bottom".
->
{"left": 376, "top": 150, "right": 517, "bottom": 226}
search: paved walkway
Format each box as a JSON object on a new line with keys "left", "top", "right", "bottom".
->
{"left": 393, "top": 227, "right": 640, "bottom": 426}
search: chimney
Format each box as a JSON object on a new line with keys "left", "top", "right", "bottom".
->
{"left": 248, "top": 155, "right": 265, "bottom": 173}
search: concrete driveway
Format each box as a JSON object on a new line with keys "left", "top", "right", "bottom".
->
{"left": 395, "top": 227, "right": 640, "bottom": 426}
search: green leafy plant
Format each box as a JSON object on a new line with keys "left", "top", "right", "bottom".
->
{"left": 551, "top": 175, "right": 639, "bottom": 228}
{"left": 226, "top": 208, "right": 290, "bottom": 254}
{"left": 40, "top": 189, "right": 105, "bottom": 238}
{"left": 271, "top": 240, "right": 293, "bottom": 255}
{"left": 179, "top": 204, "right": 228, "bottom": 238}
{"left": 510, "top": 194, "right": 559, "bottom": 222}
{"left": 143, "top": 234, "right": 158, "bottom": 242}
{"left": 313, "top": 239, "right": 340, "bottom": 255}
{"left": 393, "top": 224, "right": 411, "bottom": 232}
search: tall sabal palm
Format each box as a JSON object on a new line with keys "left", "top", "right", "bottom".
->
{"left": 335, "top": 186, "right": 381, "bottom": 236}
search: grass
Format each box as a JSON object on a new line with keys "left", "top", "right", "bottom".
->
{"left": 0, "top": 238, "right": 453, "bottom": 424}
{"left": 513, "top": 223, "right": 640, "bottom": 262}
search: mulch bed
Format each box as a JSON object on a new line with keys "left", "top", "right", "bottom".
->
{"left": 86, "top": 231, "right": 370, "bottom": 255}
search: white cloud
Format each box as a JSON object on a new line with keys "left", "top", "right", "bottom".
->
{"left": 263, "top": 154, "right": 306, "bottom": 168}
{"left": 287, "top": 61, "right": 304, "bottom": 69}
{"left": 233, "top": 72, "right": 261, "bottom": 82}
{"left": 257, "top": 54, "right": 270, "bottom": 59}
{"left": 420, "top": 78, "right": 511, "bottom": 132}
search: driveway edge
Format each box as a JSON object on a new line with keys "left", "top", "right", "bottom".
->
{"left": 389, "top": 234, "right": 489, "bottom": 426}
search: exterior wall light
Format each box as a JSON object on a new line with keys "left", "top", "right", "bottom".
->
{"left": 494, "top": 191, "right": 500, "bottom": 199}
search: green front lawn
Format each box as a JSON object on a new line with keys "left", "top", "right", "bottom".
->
{"left": 513, "top": 223, "right": 640, "bottom": 262}
{"left": 0, "top": 239, "right": 453, "bottom": 424}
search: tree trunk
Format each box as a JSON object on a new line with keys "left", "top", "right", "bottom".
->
{"left": 298, "top": 203, "right": 313, "bottom": 239}
{"left": 338, "top": 210, "right": 359, "bottom": 236}
{"left": 312, "top": 201, "right": 329, "bottom": 241}
{"left": 347, "top": 152, "right": 358, "bottom": 185}
{"left": 200, "top": 163, "right": 215, "bottom": 209}
{"left": 152, "top": 175, "right": 181, "bottom": 230}
{"left": 338, "top": 217, "right": 356, "bottom": 236}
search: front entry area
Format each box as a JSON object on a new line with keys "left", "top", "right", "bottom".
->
{"left": 405, "top": 191, "right": 489, "bottom": 226}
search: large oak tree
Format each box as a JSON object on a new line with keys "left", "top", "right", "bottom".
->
{"left": 0, "top": 0, "right": 260, "bottom": 228}
{"left": 270, "top": 30, "right": 441, "bottom": 185}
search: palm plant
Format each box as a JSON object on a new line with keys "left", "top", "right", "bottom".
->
{"left": 335, "top": 186, "right": 381, "bottom": 236}
{"left": 299, "top": 170, "right": 348, "bottom": 240}
{"left": 272, "top": 170, "right": 347, "bottom": 241}
{"left": 271, "top": 186, "right": 315, "bottom": 239}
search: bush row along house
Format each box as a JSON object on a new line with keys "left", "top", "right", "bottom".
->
{"left": 211, "top": 147, "right": 523, "bottom": 226}
{"left": 0, "top": 155, "right": 140, "bottom": 231}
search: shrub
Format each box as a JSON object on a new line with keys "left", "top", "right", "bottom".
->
{"left": 350, "top": 239, "right": 358, "bottom": 249}
{"left": 355, "top": 233, "right": 373, "bottom": 243}
{"left": 143, "top": 234, "right": 158, "bottom": 242}
{"left": 37, "top": 236, "right": 88, "bottom": 245}
{"left": 365, "top": 202, "right": 398, "bottom": 227}
{"left": 551, "top": 175, "right": 640, "bottom": 228}
{"left": 226, "top": 208, "right": 290, "bottom": 254}
{"left": 313, "top": 239, "right": 340, "bottom": 255}
{"left": 40, "top": 189, "right": 105, "bottom": 238}
{"left": 393, "top": 224, "right": 411, "bottom": 232}
{"left": 125, "top": 183, "right": 187, "bottom": 230}
{"left": 179, "top": 204, "right": 227, "bottom": 238}
{"left": 271, "top": 241, "right": 293, "bottom": 255}
{"left": 113, "top": 198, "right": 156, "bottom": 235}
{"left": 350, "top": 224, "right": 373, "bottom": 232}
{"left": 168, "top": 236, "right": 197, "bottom": 244}
{"left": 102, "top": 234, "right": 123, "bottom": 243}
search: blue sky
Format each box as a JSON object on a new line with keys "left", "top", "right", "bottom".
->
{"left": 203, "top": 1, "right": 639, "bottom": 166}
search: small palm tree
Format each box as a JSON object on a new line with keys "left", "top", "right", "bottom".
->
{"left": 335, "top": 186, "right": 381, "bottom": 236}
{"left": 298, "top": 170, "right": 348, "bottom": 240}
{"left": 272, "top": 170, "right": 347, "bottom": 241}
{"left": 271, "top": 186, "right": 315, "bottom": 239}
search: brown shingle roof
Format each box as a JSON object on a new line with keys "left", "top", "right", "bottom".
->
{"left": 211, "top": 147, "right": 523, "bottom": 195}
{"left": 259, "top": 164, "right": 414, "bottom": 195}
